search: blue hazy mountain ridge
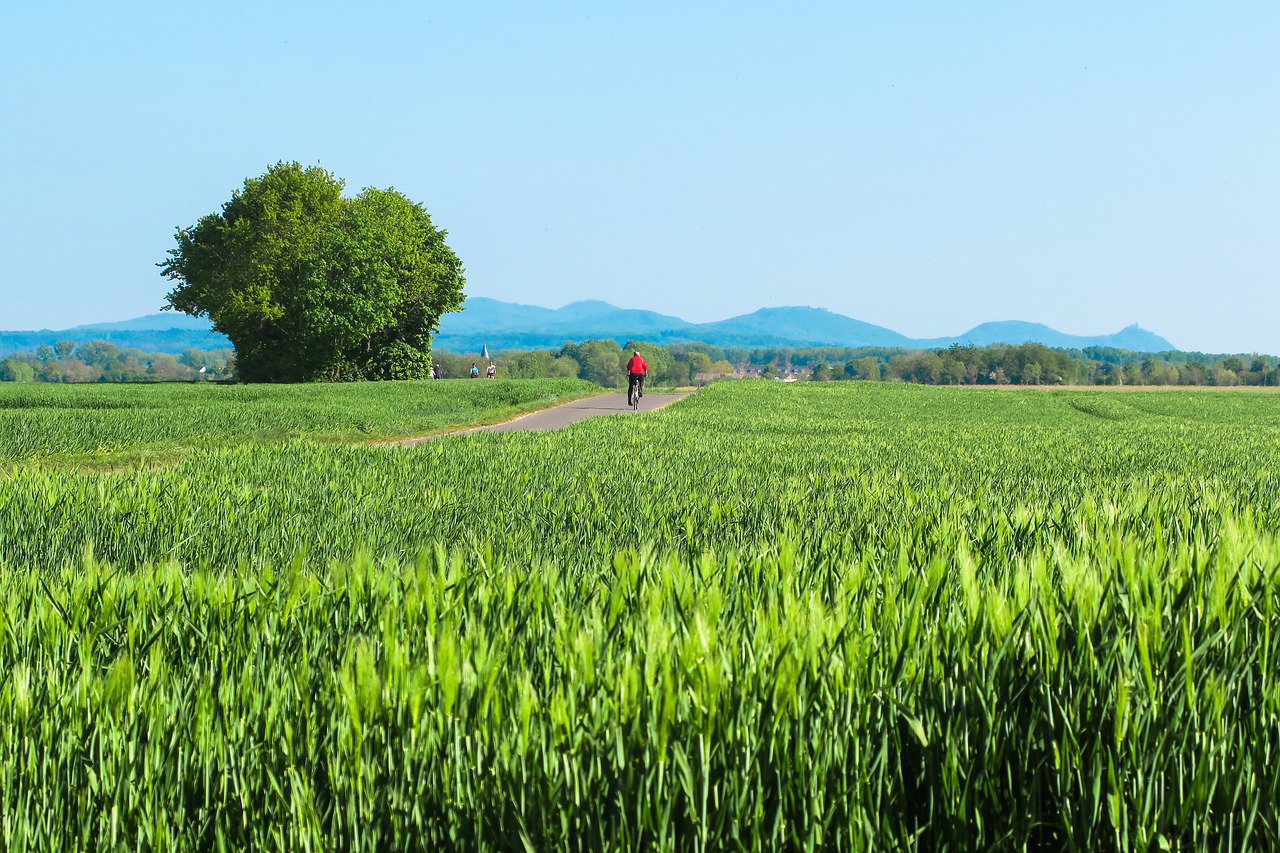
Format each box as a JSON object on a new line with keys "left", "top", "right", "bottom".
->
{"left": 912, "top": 321, "right": 1176, "bottom": 352}
{"left": 71, "top": 312, "right": 217, "bottom": 332}
{"left": 442, "top": 299, "right": 689, "bottom": 339}
{"left": 0, "top": 323, "right": 232, "bottom": 356}
{"left": 0, "top": 298, "right": 1179, "bottom": 357}
{"left": 434, "top": 299, "right": 911, "bottom": 349}
{"left": 698, "top": 307, "right": 916, "bottom": 348}
{"left": 434, "top": 298, "right": 1176, "bottom": 353}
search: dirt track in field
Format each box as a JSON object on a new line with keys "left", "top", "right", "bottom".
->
{"left": 392, "top": 392, "right": 690, "bottom": 445}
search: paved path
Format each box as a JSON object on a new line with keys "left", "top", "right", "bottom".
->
{"left": 395, "top": 392, "right": 690, "bottom": 445}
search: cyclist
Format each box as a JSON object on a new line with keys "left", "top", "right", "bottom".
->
{"left": 626, "top": 350, "right": 648, "bottom": 403}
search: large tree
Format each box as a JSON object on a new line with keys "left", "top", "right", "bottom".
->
{"left": 160, "top": 162, "right": 465, "bottom": 382}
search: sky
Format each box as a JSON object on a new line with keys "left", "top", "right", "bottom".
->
{"left": 1, "top": 1, "right": 1277, "bottom": 354}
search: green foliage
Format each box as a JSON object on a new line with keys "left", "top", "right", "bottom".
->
{"left": 0, "top": 359, "right": 35, "bottom": 383}
{"left": 461, "top": 339, "right": 1280, "bottom": 388}
{"left": 574, "top": 339, "right": 624, "bottom": 387}
{"left": 365, "top": 341, "right": 431, "bottom": 381}
{"left": 1, "top": 343, "right": 236, "bottom": 383}
{"left": 160, "top": 162, "right": 465, "bottom": 382}
{"left": 2, "top": 383, "right": 1280, "bottom": 847}
{"left": 504, "top": 349, "right": 580, "bottom": 380}
{"left": 622, "top": 339, "right": 674, "bottom": 381}
{"left": 686, "top": 350, "right": 713, "bottom": 377}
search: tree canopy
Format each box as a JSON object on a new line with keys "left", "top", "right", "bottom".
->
{"left": 160, "top": 162, "right": 465, "bottom": 382}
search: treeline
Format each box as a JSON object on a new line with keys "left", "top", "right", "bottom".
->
{"left": 439, "top": 340, "right": 1280, "bottom": 388}
{"left": 0, "top": 342, "right": 235, "bottom": 383}
{"left": 433, "top": 340, "right": 739, "bottom": 387}
{"left": 822, "top": 343, "right": 1280, "bottom": 386}
{"left": 6, "top": 336, "right": 1276, "bottom": 388}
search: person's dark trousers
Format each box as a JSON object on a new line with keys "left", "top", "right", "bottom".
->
{"left": 628, "top": 372, "right": 645, "bottom": 399}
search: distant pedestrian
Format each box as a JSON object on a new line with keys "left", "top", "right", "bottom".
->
{"left": 486, "top": 362, "right": 496, "bottom": 379}
{"left": 470, "top": 363, "right": 480, "bottom": 379}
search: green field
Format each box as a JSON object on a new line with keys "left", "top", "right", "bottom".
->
{"left": 2, "top": 382, "right": 1278, "bottom": 850}
{"left": 0, "top": 378, "right": 599, "bottom": 466}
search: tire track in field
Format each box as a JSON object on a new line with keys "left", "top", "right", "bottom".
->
{"left": 391, "top": 392, "right": 691, "bottom": 445}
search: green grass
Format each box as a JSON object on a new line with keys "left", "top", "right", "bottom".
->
{"left": 0, "top": 378, "right": 600, "bottom": 467}
{"left": 1, "top": 381, "right": 1278, "bottom": 849}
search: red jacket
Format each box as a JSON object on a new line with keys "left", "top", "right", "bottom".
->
{"left": 627, "top": 355, "right": 648, "bottom": 374}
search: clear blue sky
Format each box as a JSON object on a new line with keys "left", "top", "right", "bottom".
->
{"left": 2, "top": 1, "right": 1277, "bottom": 354}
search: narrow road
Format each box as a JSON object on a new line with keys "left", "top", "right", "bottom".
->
{"left": 395, "top": 392, "right": 690, "bottom": 445}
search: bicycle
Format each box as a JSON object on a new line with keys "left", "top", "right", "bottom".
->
{"left": 627, "top": 374, "right": 645, "bottom": 411}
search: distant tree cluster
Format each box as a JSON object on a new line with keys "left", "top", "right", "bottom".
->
{"left": 438, "top": 340, "right": 1280, "bottom": 388}
{"left": 0, "top": 343, "right": 235, "bottom": 383}
{"left": 819, "top": 344, "right": 1280, "bottom": 387}
{"left": 433, "top": 340, "right": 735, "bottom": 387}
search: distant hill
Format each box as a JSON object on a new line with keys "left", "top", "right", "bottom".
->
{"left": 699, "top": 307, "right": 915, "bottom": 349}
{"left": 914, "top": 321, "right": 1175, "bottom": 352}
{"left": 0, "top": 301, "right": 1179, "bottom": 358}
{"left": 441, "top": 299, "right": 690, "bottom": 341}
{"left": 71, "top": 312, "right": 217, "bottom": 332}
{"left": 0, "top": 315, "right": 231, "bottom": 356}
{"left": 433, "top": 297, "right": 1178, "bottom": 354}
